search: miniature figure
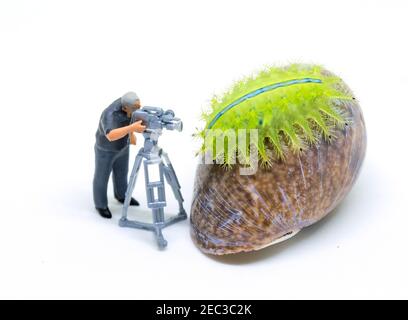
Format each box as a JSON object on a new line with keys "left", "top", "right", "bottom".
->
{"left": 93, "top": 92, "right": 146, "bottom": 219}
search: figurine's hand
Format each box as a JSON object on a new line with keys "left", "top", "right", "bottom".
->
{"left": 130, "top": 132, "right": 137, "bottom": 145}
{"left": 130, "top": 120, "right": 146, "bottom": 133}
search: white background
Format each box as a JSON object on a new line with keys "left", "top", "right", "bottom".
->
{"left": 0, "top": 0, "right": 407, "bottom": 299}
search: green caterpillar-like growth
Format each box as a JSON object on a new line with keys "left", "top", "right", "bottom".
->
{"left": 198, "top": 63, "right": 354, "bottom": 165}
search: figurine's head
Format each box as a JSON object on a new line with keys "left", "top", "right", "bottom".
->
{"left": 121, "top": 91, "right": 141, "bottom": 117}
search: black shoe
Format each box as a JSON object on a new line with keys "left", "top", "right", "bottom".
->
{"left": 116, "top": 197, "right": 140, "bottom": 206}
{"left": 96, "top": 207, "right": 112, "bottom": 219}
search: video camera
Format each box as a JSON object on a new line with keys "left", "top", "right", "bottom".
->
{"left": 132, "top": 106, "right": 183, "bottom": 132}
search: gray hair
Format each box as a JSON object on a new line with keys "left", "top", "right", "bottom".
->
{"left": 121, "top": 91, "right": 140, "bottom": 107}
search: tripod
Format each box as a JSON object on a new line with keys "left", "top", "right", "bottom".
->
{"left": 119, "top": 128, "right": 187, "bottom": 249}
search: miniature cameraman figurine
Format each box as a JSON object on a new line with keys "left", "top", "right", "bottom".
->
{"left": 93, "top": 92, "right": 146, "bottom": 219}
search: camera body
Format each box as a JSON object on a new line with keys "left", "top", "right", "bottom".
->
{"left": 132, "top": 106, "right": 183, "bottom": 132}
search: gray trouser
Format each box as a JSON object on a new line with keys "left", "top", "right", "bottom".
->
{"left": 93, "top": 145, "right": 129, "bottom": 209}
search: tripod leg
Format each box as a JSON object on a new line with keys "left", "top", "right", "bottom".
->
{"left": 161, "top": 151, "right": 187, "bottom": 217}
{"left": 154, "top": 226, "right": 168, "bottom": 249}
{"left": 152, "top": 208, "right": 168, "bottom": 249}
{"left": 144, "top": 158, "right": 169, "bottom": 248}
{"left": 121, "top": 150, "right": 144, "bottom": 221}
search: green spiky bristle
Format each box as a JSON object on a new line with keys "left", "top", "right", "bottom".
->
{"left": 198, "top": 63, "right": 354, "bottom": 165}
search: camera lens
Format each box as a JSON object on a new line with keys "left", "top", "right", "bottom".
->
{"left": 177, "top": 121, "right": 183, "bottom": 132}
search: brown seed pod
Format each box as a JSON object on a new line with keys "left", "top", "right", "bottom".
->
{"left": 190, "top": 64, "right": 366, "bottom": 255}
